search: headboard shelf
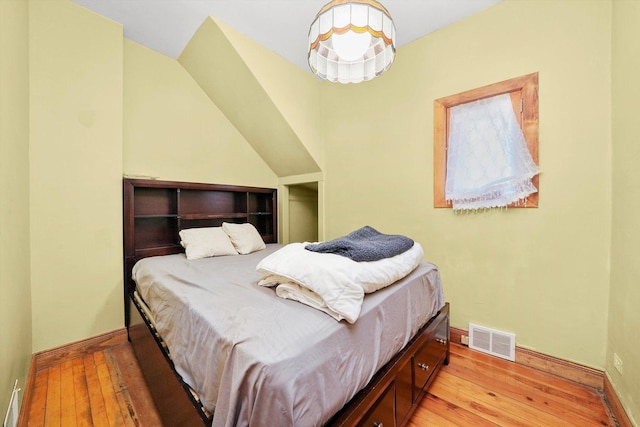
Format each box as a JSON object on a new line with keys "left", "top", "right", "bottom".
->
{"left": 134, "top": 214, "right": 179, "bottom": 219}
{"left": 180, "top": 213, "right": 248, "bottom": 220}
{"left": 123, "top": 178, "right": 278, "bottom": 326}
{"left": 134, "top": 244, "right": 183, "bottom": 257}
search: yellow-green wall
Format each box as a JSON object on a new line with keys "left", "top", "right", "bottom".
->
{"left": 213, "top": 20, "right": 325, "bottom": 169}
{"left": 18, "top": 0, "right": 280, "bottom": 358}
{"left": 179, "top": 18, "right": 321, "bottom": 178}
{"left": 29, "top": 0, "right": 124, "bottom": 351}
{"left": 25, "top": 0, "right": 280, "bottom": 356}
{"left": 123, "top": 40, "right": 277, "bottom": 187}
{"left": 0, "top": 0, "right": 32, "bottom": 411}
{"left": 323, "top": 0, "right": 611, "bottom": 369}
{"left": 609, "top": 1, "right": 640, "bottom": 424}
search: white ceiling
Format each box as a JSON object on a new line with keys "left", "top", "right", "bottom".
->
{"left": 71, "top": 0, "right": 502, "bottom": 73}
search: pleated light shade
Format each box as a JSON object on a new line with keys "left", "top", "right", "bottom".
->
{"left": 308, "top": 0, "right": 396, "bottom": 84}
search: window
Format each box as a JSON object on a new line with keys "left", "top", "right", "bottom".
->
{"left": 434, "top": 73, "right": 539, "bottom": 209}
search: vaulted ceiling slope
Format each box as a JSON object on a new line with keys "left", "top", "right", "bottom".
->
{"left": 70, "top": 0, "right": 503, "bottom": 73}
{"left": 71, "top": 1, "right": 503, "bottom": 179}
{"left": 179, "top": 18, "right": 323, "bottom": 178}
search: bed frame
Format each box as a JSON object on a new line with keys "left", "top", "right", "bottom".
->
{"left": 123, "top": 178, "right": 449, "bottom": 427}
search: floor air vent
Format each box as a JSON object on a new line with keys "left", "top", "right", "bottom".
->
{"left": 469, "top": 323, "right": 515, "bottom": 361}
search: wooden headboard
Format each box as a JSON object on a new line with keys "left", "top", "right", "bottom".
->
{"left": 122, "top": 178, "right": 277, "bottom": 324}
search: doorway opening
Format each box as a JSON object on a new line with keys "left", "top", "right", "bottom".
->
{"left": 286, "top": 182, "right": 318, "bottom": 243}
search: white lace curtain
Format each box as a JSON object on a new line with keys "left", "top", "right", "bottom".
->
{"left": 445, "top": 93, "right": 539, "bottom": 211}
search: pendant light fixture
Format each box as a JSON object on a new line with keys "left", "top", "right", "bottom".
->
{"left": 308, "top": 0, "right": 396, "bottom": 84}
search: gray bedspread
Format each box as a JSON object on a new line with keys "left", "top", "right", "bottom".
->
{"left": 132, "top": 244, "right": 444, "bottom": 427}
{"left": 304, "top": 226, "right": 414, "bottom": 261}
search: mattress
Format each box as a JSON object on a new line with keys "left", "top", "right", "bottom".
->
{"left": 132, "top": 244, "right": 445, "bottom": 427}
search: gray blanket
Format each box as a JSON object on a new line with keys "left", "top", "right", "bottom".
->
{"left": 305, "top": 226, "right": 414, "bottom": 261}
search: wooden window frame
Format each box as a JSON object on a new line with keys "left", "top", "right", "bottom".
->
{"left": 434, "top": 72, "right": 539, "bottom": 208}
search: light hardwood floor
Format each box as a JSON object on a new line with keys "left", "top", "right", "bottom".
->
{"left": 23, "top": 342, "right": 616, "bottom": 426}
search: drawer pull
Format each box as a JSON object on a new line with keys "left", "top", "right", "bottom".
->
{"left": 373, "top": 422, "right": 383, "bottom": 427}
{"left": 417, "top": 362, "right": 430, "bottom": 371}
{"left": 436, "top": 338, "right": 447, "bottom": 345}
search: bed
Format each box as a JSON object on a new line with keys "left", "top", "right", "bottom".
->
{"left": 123, "top": 178, "right": 450, "bottom": 427}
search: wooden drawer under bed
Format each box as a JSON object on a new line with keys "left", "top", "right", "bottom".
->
{"left": 332, "top": 303, "right": 450, "bottom": 427}
{"left": 414, "top": 317, "right": 449, "bottom": 393}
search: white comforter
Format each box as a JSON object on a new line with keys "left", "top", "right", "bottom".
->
{"left": 257, "top": 242, "right": 424, "bottom": 323}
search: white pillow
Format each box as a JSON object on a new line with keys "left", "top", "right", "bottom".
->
{"left": 222, "top": 222, "right": 266, "bottom": 255}
{"left": 179, "top": 227, "right": 238, "bottom": 260}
